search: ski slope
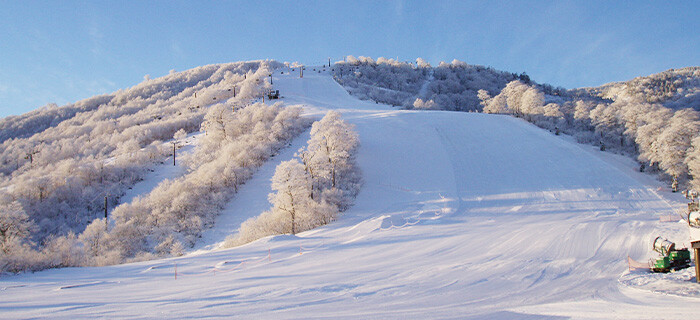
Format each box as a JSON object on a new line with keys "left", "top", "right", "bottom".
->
{"left": 1, "top": 68, "right": 698, "bottom": 319}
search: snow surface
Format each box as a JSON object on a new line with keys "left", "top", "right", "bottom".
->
{"left": 2, "top": 68, "right": 699, "bottom": 319}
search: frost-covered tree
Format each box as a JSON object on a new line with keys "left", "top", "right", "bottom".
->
{"left": 269, "top": 160, "right": 311, "bottom": 235}
{"left": 0, "top": 202, "right": 35, "bottom": 254}
{"left": 305, "top": 111, "right": 360, "bottom": 194}
{"left": 686, "top": 137, "right": 700, "bottom": 190}
{"left": 78, "top": 218, "right": 109, "bottom": 259}
{"left": 636, "top": 106, "right": 673, "bottom": 167}
{"left": 42, "top": 232, "right": 84, "bottom": 268}
{"left": 416, "top": 57, "right": 431, "bottom": 68}
{"left": 413, "top": 98, "right": 439, "bottom": 110}
{"left": 481, "top": 90, "right": 508, "bottom": 114}
{"left": 656, "top": 109, "right": 700, "bottom": 181}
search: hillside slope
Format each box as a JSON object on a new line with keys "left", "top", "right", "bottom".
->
{"left": 1, "top": 68, "right": 697, "bottom": 319}
{"left": 0, "top": 61, "right": 280, "bottom": 265}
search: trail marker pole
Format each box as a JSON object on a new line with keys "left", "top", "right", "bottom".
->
{"left": 693, "top": 241, "right": 700, "bottom": 283}
{"left": 172, "top": 142, "right": 176, "bottom": 166}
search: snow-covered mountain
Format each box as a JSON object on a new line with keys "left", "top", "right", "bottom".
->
{"left": 335, "top": 58, "right": 700, "bottom": 194}
{"left": 1, "top": 60, "right": 699, "bottom": 318}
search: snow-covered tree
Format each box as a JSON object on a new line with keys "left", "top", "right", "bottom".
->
{"left": 78, "top": 218, "right": 109, "bottom": 259}
{"left": 636, "top": 106, "right": 673, "bottom": 166}
{"left": 0, "top": 202, "right": 35, "bottom": 254}
{"left": 656, "top": 109, "right": 700, "bottom": 181}
{"left": 416, "top": 57, "right": 431, "bottom": 68}
{"left": 686, "top": 136, "right": 700, "bottom": 190}
{"left": 269, "top": 159, "right": 312, "bottom": 235}
{"left": 305, "top": 111, "right": 360, "bottom": 193}
{"left": 413, "top": 98, "right": 439, "bottom": 110}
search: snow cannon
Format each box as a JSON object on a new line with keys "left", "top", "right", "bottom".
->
{"left": 650, "top": 236, "right": 691, "bottom": 273}
{"left": 652, "top": 237, "right": 675, "bottom": 256}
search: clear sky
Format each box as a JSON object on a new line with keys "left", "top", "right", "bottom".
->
{"left": 1, "top": 0, "right": 698, "bottom": 118}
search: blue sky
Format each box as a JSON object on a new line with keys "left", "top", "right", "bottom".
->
{"left": 1, "top": 0, "right": 698, "bottom": 118}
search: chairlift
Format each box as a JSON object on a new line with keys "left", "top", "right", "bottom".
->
{"left": 267, "top": 89, "right": 280, "bottom": 100}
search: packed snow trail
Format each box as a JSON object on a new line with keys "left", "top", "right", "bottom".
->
{"left": 1, "top": 68, "right": 697, "bottom": 319}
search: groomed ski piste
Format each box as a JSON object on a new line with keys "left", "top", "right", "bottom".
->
{"left": 2, "top": 67, "right": 699, "bottom": 319}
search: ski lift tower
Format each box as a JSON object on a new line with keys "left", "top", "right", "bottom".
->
{"left": 685, "top": 189, "right": 700, "bottom": 283}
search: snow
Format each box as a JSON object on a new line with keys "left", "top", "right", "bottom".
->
{"left": 417, "top": 68, "right": 434, "bottom": 98}
{"left": 2, "top": 67, "right": 699, "bottom": 319}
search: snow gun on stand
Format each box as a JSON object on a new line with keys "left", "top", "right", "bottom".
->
{"left": 650, "top": 237, "right": 691, "bottom": 273}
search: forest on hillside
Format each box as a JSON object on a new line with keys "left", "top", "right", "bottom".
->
{"left": 0, "top": 60, "right": 312, "bottom": 272}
